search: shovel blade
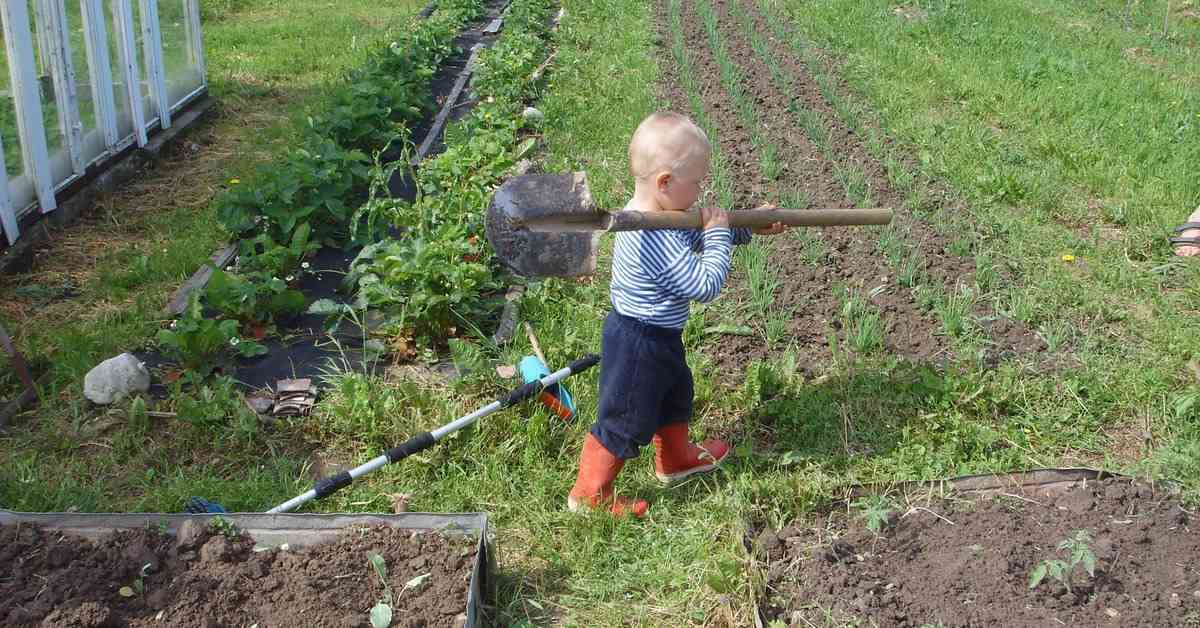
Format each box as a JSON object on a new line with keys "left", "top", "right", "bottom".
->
{"left": 486, "top": 172, "right": 603, "bottom": 277}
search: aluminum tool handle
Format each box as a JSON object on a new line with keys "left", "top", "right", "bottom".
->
{"left": 268, "top": 354, "right": 602, "bottom": 513}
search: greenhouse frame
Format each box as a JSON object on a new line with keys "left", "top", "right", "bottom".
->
{"left": 0, "top": 0, "right": 207, "bottom": 246}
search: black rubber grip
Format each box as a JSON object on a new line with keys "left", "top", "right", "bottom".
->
{"left": 501, "top": 381, "right": 542, "bottom": 408}
{"left": 386, "top": 432, "right": 436, "bottom": 463}
{"left": 568, "top": 354, "right": 600, "bottom": 374}
{"left": 313, "top": 471, "right": 353, "bottom": 499}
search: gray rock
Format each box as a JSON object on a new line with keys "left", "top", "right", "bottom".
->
{"left": 83, "top": 353, "right": 150, "bottom": 404}
{"left": 522, "top": 106, "right": 544, "bottom": 124}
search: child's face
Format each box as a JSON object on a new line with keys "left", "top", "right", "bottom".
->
{"left": 658, "top": 155, "right": 710, "bottom": 211}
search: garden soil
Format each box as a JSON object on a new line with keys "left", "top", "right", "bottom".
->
{"left": 758, "top": 477, "right": 1200, "bottom": 627}
{"left": 0, "top": 524, "right": 477, "bottom": 628}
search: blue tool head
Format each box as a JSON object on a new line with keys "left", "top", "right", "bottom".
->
{"left": 518, "top": 356, "right": 576, "bottom": 414}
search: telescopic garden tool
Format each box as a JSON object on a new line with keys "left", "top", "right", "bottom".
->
{"left": 485, "top": 172, "right": 894, "bottom": 277}
{"left": 186, "top": 354, "right": 600, "bottom": 515}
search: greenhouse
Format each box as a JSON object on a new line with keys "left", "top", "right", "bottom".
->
{"left": 0, "top": 0, "right": 206, "bottom": 246}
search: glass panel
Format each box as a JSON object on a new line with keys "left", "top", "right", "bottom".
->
{"left": 0, "top": 24, "right": 24, "bottom": 177}
{"left": 158, "top": 0, "right": 199, "bottom": 106}
{"left": 64, "top": 0, "right": 106, "bottom": 164}
{"left": 27, "top": 0, "right": 65, "bottom": 158}
{"left": 102, "top": 0, "right": 133, "bottom": 140}
{"left": 131, "top": 0, "right": 157, "bottom": 123}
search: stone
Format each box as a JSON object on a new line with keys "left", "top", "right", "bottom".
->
{"left": 1168, "top": 593, "right": 1182, "bottom": 608}
{"left": 83, "top": 353, "right": 150, "bottom": 404}
{"left": 521, "top": 106, "right": 544, "bottom": 124}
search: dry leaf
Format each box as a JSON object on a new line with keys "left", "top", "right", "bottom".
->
{"left": 496, "top": 364, "right": 517, "bottom": 379}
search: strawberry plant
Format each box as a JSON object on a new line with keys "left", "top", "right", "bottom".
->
{"left": 348, "top": 223, "right": 498, "bottom": 342}
{"left": 342, "top": 0, "right": 555, "bottom": 349}
{"left": 472, "top": 32, "right": 546, "bottom": 103}
{"left": 216, "top": 137, "right": 371, "bottom": 246}
{"left": 157, "top": 294, "right": 267, "bottom": 376}
{"left": 234, "top": 223, "right": 321, "bottom": 278}
{"left": 205, "top": 268, "right": 307, "bottom": 329}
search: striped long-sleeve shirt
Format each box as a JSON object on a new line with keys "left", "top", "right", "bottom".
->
{"left": 611, "top": 223, "right": 752, "bottom": 329}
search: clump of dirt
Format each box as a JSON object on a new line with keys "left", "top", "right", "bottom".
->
{"left": 0, "top": 522, "right": 478, "bottom": 628}
{"left": 758, "top": 478, "right": 1200, "bottom": 627}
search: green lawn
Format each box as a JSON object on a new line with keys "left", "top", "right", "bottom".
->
{"left": 2, "top": 0, "right": 1199, "bottom": 626}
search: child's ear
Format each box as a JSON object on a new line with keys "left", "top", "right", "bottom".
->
{"left": 655, "top": 171, "right": 672, "bottom": 192}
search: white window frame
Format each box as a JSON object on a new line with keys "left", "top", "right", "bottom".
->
{"left": 113, "top": 0, "right": 149, "bottom": 147}
{"left": 80, "top": 0, "right": 121, "bottom": 150}
{"left": 1, "top": 0, "right": 58, "bottom": 213}
{"left": 0, "top": 137, "right": 17, "bottom": 245}
{"left": 42, "top": 0, "right": 87, "bottom": 175}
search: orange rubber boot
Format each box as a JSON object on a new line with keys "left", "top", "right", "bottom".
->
{"left": 567, "top": 434, "right": 649, "bottom": 518}
{"left": 652, "top": 422, "right": 730, "bottom": 485}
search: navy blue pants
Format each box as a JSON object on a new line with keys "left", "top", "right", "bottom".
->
{"left": 592, "top": 312, "right": 693, "bottom": 460}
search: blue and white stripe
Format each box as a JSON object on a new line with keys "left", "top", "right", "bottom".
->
{"left": 611, "top": 225, "right": 752, "bottom": 329}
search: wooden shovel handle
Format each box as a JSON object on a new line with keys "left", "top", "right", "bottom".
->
{"left": 606, "top": 208, "right": 893, "bottom": 231}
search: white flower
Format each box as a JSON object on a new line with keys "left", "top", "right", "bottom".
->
{"left": 286, "top": 275, "right": 295, "bottom": 282}
{"left": 230, "top": 337, "right": 240, "bottom": 346}
{"left": 301, "top": 262, "right": 311, "bottom": 270}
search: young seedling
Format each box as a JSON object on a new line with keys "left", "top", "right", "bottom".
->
{"left": 367, "top": 550, "right": 433, "bottom": 628}
{"left": 368, "top": 552, "right": 394, "bottom": 628}
{"left": 839, "top": 290, "right": 884, "bottom": 354}
{"left": 898, "top": 253, "right": 926, "bottom": 288}
{"left": 118, "top": 562, "right": 154, "bottom": 598}
{"left": 1028, "top": 530, "right": 1097, "bottom": 594}
{"left": 760, "top": 143, "right": 783, "bottom": 181}
{"left": 766, "top": 315, "right": 789, "bottom": 348}
{"left": 934, "top": 285, "right": 977, "bottom": 338}
{"left": 834, "top": 164, "right": 873, "bottom": 209}
{"left": 779, "top": 186, "right": 811, "bottom": 211}
{"left": 209, "top": 515, "right": 239, "bottom": 538}
{"left": 854, "top": 494, "right": 896, "bottom": 534}
{"left": 876, "top": 225, "right": 907, "bottom": 267}
{"left": 738, "top": 241, "right": 778, "bottom": 319}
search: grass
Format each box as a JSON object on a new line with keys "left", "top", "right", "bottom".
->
{"left": 3, "top": 0, "right": 1200, "bottom": 625}
{"left": 763, "top": 0, "right": 1200, "bottom": 485}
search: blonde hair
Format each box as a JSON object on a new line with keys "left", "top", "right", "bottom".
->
{"left": 628, "top": 112, "right": 711, "bottom": 180}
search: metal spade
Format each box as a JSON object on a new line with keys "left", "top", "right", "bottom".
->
{"left": 485, "top": 172, "right": 893, "bottom": 277}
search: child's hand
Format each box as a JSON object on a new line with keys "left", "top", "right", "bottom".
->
{"left": 701, "top": 206, "right": 730, "bottom": 229}
{"left": 752, "top": 203, "right": 789, "bottom": 236}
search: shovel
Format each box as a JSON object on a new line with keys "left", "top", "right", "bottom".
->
{"left": 485, "top": 172, "right": 893, "bottom": 277}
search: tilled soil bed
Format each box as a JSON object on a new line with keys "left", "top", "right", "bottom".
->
{"left": 1, "top": 522, "right": 477, "bottom": 628}
{"left": 759, "top": 478, "right": 1199, "bottom": 627}
{"left": 653, "top": 0, "right": 1045, "bottom": 377}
